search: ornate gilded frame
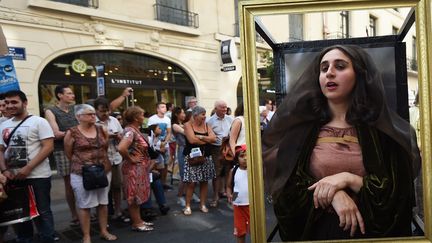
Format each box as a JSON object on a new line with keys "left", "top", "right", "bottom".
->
{"left": 238, "top": 0, "right": 432, "bottom": 242}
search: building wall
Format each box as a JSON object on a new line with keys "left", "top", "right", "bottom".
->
{"left": 0, "top": 1, "right": 418, "bottom": 114}
{"left": 0, "top": 0, "right": 253, "bottom": 115}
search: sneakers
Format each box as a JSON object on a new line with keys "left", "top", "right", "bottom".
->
{"left": 177, "top": 197, "right": 186, "bottom": 207}
{"left": 192, "top": 193, "right": 200, "bottom": 203}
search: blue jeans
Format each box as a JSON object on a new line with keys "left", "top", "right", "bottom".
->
{"left": 177, "top": 145, "right": 185, "bottom": 180}
{"left": 14, "top": 178, "right": 55, "bottom": 243}
{"left": 141, "top": 176, "right": 166, "bottom": 208}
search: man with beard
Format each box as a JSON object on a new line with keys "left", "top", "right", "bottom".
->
{"left": 0, "top": 90, "right": 55, "bottom": 242}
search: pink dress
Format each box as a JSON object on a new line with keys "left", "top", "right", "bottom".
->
{"left": 121, "top": 126, "right": 151, "bottom": 205}
{"left": 310, "top": 126, "right": 366, "bottom": 179}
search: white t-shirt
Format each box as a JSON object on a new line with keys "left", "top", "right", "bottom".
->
{"left": 147, "top": 114, "right": 171, "bottom": 141}
{"left": 0, "top": 115, "right": 54, "bottom": 178}
{"left": 234, "top": 116, "right": 246, "bottom": 147}
{"left": 97, "top": 116, "right": 123, "bottom": 165}
{"left": 233, "top": 168, "right": 249, "bottom": 206}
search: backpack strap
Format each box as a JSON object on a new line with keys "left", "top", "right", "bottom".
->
{"left": 231, "top": 164, "right": 240, "bottom": 191}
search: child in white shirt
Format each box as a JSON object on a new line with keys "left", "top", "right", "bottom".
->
{"left": 227, "top": 144, "right": 249, "bottom": 243}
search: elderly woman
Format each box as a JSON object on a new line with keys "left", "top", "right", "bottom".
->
{"left": 182, "top": 106, "right": 216, "bottom": 215}
{"left": 64, "top": 104, "right": 117, "bottom": 243}
{"left": 117, "top": 106, "right": 154, "bottom": 232}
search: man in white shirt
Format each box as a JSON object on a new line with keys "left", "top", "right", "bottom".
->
{"left": 94, "top": 97, "right": 129, "bottom": 222}
{"left": 0, "top": 90, "right": 55, "bottom": 242}
{"left": 207, "top": 100, "right": 234, "bottom": 207}
{"left": 147, "top": 102, "right": 172, "bottom": 189}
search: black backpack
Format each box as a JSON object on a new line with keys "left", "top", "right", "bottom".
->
{"left": 231, "top": 164, "right": 240, "bottom": 191}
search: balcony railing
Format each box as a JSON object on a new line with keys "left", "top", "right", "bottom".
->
{"left": 50, "top": 0, "right": 99, "bottom": 8}
{"left": 154, "top": 4, "right": 199, "bottom": 28}
{"left": 407, "top": 58, "right": 418, "bottom": 72}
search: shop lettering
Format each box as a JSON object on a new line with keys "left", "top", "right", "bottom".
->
{"left": 110, "top": 79, "right": 143, "bottom": 85}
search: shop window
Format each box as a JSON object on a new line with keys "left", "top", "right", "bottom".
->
{"left": 38, "top": 51, "right": 195, "bottom": 115}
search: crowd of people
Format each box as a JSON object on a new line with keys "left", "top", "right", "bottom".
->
{"left": 1, "top": 44, "right": 418, "bottom": 243}
{"left": 0, "top": 85, "right": 255, "bottom": 243}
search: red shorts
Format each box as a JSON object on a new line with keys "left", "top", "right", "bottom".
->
{"left": 233, "top": 205, "right": 250, "bottom": 237}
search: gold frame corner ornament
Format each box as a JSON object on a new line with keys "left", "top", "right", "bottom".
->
{"left": 238, "top": 0, "right": 432, "bottom": 242}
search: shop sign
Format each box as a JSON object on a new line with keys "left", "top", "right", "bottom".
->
{"left": 221, "top": 40, "right": 233, "bottom": 64}
{"left": 8, "top": 47, "right": 26, "bottom": 60}
{"left": 71, "top": 59, "right": 87, "bottom": 73}
{"left": 96, "top": 65, "right": 105, "bottom": 96}
{"left": 110, "top": 78, "right": 143, "bottom": 86}
{"left": 222, "top": 65, "right": 236, "bottom": 72}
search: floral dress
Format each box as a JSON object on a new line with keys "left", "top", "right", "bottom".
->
{"left": 121, "top": 126, "right": 151, "bottom": 205}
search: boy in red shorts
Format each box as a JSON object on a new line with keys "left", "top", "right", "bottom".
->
{"left": 227, "top": 144, "right": 249, "bottom": 243}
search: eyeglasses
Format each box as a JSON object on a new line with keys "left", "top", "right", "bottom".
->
{"left": 80, "top": 113, "right": 96, "bottom": 116}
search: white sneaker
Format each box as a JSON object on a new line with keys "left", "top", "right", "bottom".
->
{"left": 192, "top": 193, "right": 201, "bottom": 203}
{"left": 177, "top": 197, "right": 186, "bottom": 207}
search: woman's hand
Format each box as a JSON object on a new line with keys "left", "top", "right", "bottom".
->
{"left": 331, "top": 190, "right": 365, "bottom": 237}
{"left": 308, "top": 172, "right": 363, "bottom": 209}
{"left": 308, "top": 172, "right": 349, "bottom": 208}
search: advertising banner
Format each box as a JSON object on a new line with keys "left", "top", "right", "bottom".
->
{"left": 0, "top": 56, "right": 20, "bottom": 94}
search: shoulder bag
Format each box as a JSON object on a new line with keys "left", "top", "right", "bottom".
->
{"left": 81, "top": 126, "right": 109, "bottom": 190}
{"left": 4, "top": 115, "right": 32, "bottom": 147}
{"left": 130, "top": 127, "right": 160, "bottom": 160}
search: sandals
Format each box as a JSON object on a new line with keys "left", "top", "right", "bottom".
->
{"left": 100, "top": 232, "right": 117, "bottom": 241}
{"left": 200, "top": 205, "right": 209, "bottom": 213}
{"left": 142, "top": 221, "right": 154, "bottom": 226}
{"left": 132, "top": 223, "right": 154, "bottom": 232}
{"left": 183, "top": 207, "right": 192, "bottom": 216}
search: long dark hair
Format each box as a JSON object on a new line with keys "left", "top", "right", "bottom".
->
{"left": 171, "top": 106, "right": 184, "bottom": 125}
{"left": 309, "top": 45, "right": 380, "bottom": 125}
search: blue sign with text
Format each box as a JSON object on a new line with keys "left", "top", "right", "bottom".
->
{"left": 0, "top": 56, "right": 20, "bottom": 93}
{"left": 8, "top": 47, "right": 26, "bottom": 61}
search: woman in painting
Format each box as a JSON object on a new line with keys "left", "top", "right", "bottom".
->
{"left": 262, "top": 45, "right": 420, "bottom": 241}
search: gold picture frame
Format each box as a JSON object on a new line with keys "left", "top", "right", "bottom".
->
{"left": 238, "top": 0, "right": 432, "bottom": 242}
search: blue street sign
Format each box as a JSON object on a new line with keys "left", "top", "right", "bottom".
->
{"left": 8, "top": 47, "right": 26, "bottom": 61}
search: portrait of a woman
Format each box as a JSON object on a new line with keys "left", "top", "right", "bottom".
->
{"left": 262, "top": 45, "right": 421, "bottom": 241}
